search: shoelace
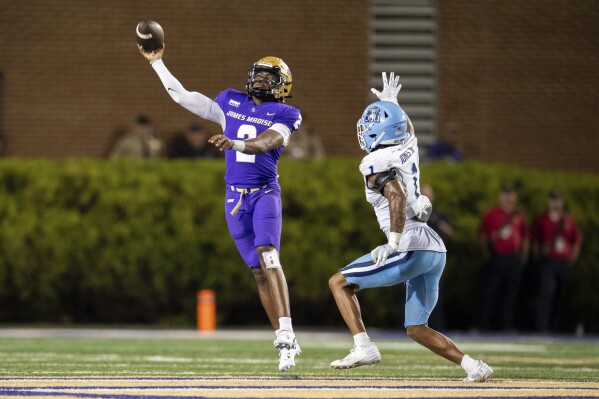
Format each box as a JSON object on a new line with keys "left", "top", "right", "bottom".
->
{"left": 279, "top": 347, "right": 294, "bottom": 361}
{"left": 341, "top": 346, "right": 357, "bottom": 360}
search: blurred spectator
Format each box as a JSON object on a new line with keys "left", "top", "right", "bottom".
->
{"left": 425, "top": 122, "right": 464, "bottom": 162}
{"left": 477, "top": 183, "right": 529, "bottom": 331}
{"left": 167, "top": 122, "right": 220, "bottom": 159}
{"left": 283, "top": 116, "right": 326, "bottom": 160}
{"left": 531, "top": 189, "right": 583, "bottom": 333}
{"left": 108, "top": 115, "right": 163, "bottom": 159}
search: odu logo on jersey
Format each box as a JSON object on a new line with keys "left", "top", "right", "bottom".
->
{"left": 365, "top": 107, "right": 382, "bottom": 123}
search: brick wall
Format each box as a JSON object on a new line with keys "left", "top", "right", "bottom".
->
{"left": 1, "top": 1, "right": 597, "bottom": 171}
{"left": 438, "top": 0, "right": 599, "bottom": 171}
{"left": 0, "top": 1, "right": 368, "bottom": 158}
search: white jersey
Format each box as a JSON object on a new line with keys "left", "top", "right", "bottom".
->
{"left": 359, "top": 133, "right": 446, "bottom": 253}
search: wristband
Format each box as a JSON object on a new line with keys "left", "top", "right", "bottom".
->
{"left": 230, "top": 140, "right": 246, "bottom": 152}
{"left": 388, "top": 232, "right": 401, "bottom": 250}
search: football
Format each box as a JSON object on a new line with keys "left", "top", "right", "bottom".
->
{"left": 136, "top": 20, "right": 164, "bottom": 52}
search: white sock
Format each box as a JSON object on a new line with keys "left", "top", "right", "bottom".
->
{"left": 278, "top": 317, "right": 293, "bottom": 332}
{"left": 461, "top": 354, "right": 478, "bottom": 373}
{"left": 353, "top": 332, "right": 371, "bottom": 347}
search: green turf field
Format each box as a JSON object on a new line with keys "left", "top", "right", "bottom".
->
{"left": 0, "top": 333, "right": 597, "bottom": 381}
{"left": 0, "top": 331, "right": 598, "bottom": 398}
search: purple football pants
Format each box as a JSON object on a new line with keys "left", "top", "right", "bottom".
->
{"left": 224, "top": 183, "right": 282, "bottom": 268}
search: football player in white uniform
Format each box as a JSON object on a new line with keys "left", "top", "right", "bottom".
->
{"left": 328, "top": 73, "right": 493, "bottom": 382}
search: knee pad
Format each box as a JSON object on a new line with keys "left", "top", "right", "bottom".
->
{"left": 262, "top": 249, "right": 282, "bottom": 269}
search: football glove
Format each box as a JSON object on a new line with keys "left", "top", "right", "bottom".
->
{"left": 408, "top": 195, "right": 433, "bottom": 223}
{"left": 370, "top": 72, "right": 402, "bottom": 104}
{"left": 371, "top": 243, "right": 397, "bottom": 267}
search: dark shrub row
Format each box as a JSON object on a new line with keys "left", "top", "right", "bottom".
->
{"left": 1, "top": 158, "right": 597, "bottom": 332}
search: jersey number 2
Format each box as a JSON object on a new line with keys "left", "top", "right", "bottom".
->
{"left": 236, "top": 125, "right": 256, "bottom": 163}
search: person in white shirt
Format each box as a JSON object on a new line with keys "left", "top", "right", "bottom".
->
{"left": 328, "top": 73, "right": 493, "bottom": 382}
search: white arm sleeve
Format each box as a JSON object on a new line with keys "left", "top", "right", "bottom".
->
{"left": 269, "top": 123, "right": 292, "bottom": 146}
{"left": 150, "top": 59, "right": 226, "bottom": 130}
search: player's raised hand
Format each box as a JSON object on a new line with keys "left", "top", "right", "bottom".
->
{"left": 370, "top": 72, "right": 402, "bottom": 104}
{"left": 209, "top": 134, "right": 233, "bottom": 151}
{"left": 137, "top": 43, "right": 165, "bottom": 63}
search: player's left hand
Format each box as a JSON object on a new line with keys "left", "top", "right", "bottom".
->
{"left": 371, "top": 72, "right": 402, "bottom": 104}
{"left": 370, "top": 243, "right": 397, "bottom": 267}
{"left": 208, "top": 134, "right": 232, "bottom": 151}
{"left": 411, "top": 195, "right": 433, "bottom": 222}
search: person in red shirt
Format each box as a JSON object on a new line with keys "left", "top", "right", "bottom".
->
{"left": 531, "top": 189, "right": 583, "bottom": 333}
{"left": 477, "top": 183, "right": 530, "bottom": 331}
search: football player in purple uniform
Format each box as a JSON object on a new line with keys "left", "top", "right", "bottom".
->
{"left": 138, "top": 45, "right": 301, "bottom": 372}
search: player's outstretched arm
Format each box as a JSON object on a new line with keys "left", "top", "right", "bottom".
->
{"left": 209, "top": 130, "right": 285, "bottom": 154}
{"left": 407, "top": 117, "right": 415, "bottom": 134}
{"left": 371, "top": 72, "right": 415, "bottom": 134}
{"left": 137, "top": 44, "right": 225, "bottom": 129}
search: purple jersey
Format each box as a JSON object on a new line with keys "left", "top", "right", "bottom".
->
{"left": 214, "top": 89, "right": 302, "bottom": 187}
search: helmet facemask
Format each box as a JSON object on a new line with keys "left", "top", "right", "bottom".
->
{"left": 357, "top": 121, "right": 368, "bottom": 151}
{"left": 246, "top": 57, "right": 293, "bottom": 102}
{"left": 247, "top": 68, "right": 282, "bottom": 101}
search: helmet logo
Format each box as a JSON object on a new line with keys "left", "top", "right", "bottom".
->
{"left": 364, "top": 107, "right": 382, "bottom": 123}
{"left": 256, "top": 62, "right": 274, "bottom": 68}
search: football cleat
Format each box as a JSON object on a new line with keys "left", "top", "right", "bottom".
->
{"left": 278, "top": 342, "right": 301, "bottom": 372}
{"left": 464, "top": 360, "right": 494, "bottom": 382}
{"left": 330, "top": 342, "right": 381, "bottom": 369}
{"left": 274, "top": 329, "right": 300, "bottom": 372}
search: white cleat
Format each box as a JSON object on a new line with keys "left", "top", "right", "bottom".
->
{"left": 330, "top": 342, "right": 381, "bottom": 369}
{"left": 274, "top": 329, "right": 300, "bottom": 372}
{"left": 278, "top": 342, "right": 301, "bottom": 372}
{"left": 464, "top": 360, "right": 494, "bottom": 382}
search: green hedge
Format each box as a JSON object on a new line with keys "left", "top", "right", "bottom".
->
{"left": 0, "top": 158, "right": 597, "bottom": 333}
